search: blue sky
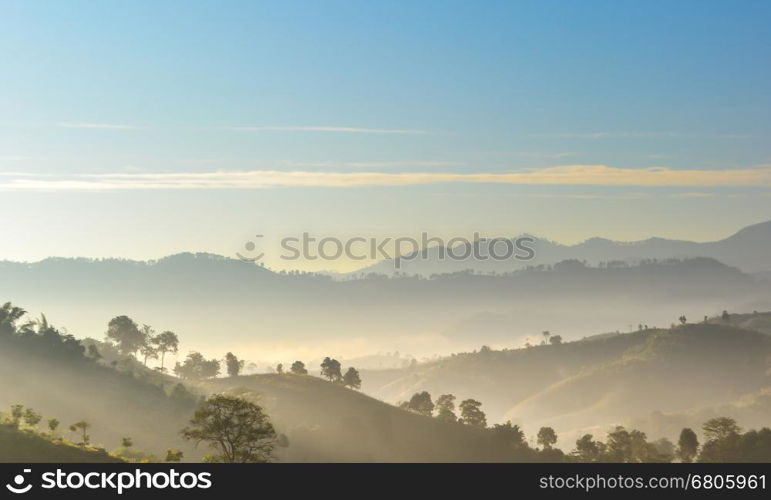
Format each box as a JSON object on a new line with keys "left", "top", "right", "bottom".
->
{"left": 1, "top": 0, "right": 770, "bottom": 268}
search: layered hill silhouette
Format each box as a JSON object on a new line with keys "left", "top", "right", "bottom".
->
{"left": 359, "top": 219, "right": 771, "bottom": 276}
{"left": 3, "top": 300, "right": 770, "bottom": 462}
{"left": 1, "top": 253, "right": 768, "bottom": 357}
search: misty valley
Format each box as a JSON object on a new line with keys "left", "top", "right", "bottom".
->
{"left": 1, "top": 220, "right": 771, "bottom": 463}
{"left": 3, "top": 3, "right": 771, "bottom": 497}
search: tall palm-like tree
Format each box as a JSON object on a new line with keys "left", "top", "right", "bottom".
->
{"left": 152, "top": 331, "right": 180, "bottom": 372}
{"left": 139, "top": 324, "right": 158, "bottom": 365}
{"left": 0, "top": 302, "right": 26, "bottom": 335}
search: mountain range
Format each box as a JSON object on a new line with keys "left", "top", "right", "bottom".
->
{"left": 357, "top": 219, "right": 771, "bottom": 276}
{"left": 0, "top": 219, "right": 769, "bottom": 360}
{"left": 1, "top": 255, "right": 768, "bottom": 359}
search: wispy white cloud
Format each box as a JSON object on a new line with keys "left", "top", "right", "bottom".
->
{"left": 57, "top": 122, "right": 142, "bottom": 130}
{"left": 2, "top": 164, "right": 771, "bottom": 191}
{"left": 281, "top": 160, "right": 459, "bottom": 169}
{"left": 225, "top": 126, "right": 431, "bottom": 135}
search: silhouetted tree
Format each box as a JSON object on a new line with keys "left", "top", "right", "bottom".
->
{"left": 721, "top": 310, "right": 730, "bottom": 322}
{"left": 605, "top": 426, "right": 632, "bottom": 462}
{"left": 276, "top": 433, "right": 290, "bottom": 449}
{"left": 121, "top": 437, "right": 133, "bottom": 448}
{"left": 69, "top": 420, "right": 91, "bottom": 447}
{"left": 138, "top": 324, "right": 158, "bottom": 365}
{"left": 492, "top": 421, "right": 525, "bottom": 448}
{"left": 276, "top": 363, "right": 284, "bottom": 374}
{"left": 13, "top": 314, "right": 86, "bottom": 360}
{"left": 676, "top": 428, "right": 699, "bottom": 463}
{"left": 605, "top": 426, "right": 663, "bottom": 463}
{"left": 22, "top": 408, "right": 42, "bottom": 428}
{"left": 342, "top": 367, "right": 361, "bottom": 389}
{"left": 698, "top": 417, "right": 742, "bottom": 462}
{"left": 290, "top": 361, "right": 308, "bottom": 375}
{"left": 0, "top": 302, "right": 26, "bottom": 335}
{"left": 732, "top": 428, "right": 771, "bottom": 462}
{"left": 407, "top": 391, "right": 434, "bottom": 416}
{"left": 152, "top": 331, "right": 179, "bottom": 372}
{"left": 181, "top": 395, "right": 276, "bottom": 463}
{"left": 225, "top": 352, "right": 244, "bottom": 377}
{"left": 86, "top": 344, "right": 102, "bottom": 361}
{"left": 573, "top": 434, "right": 604, "bottom": 462}
{"left": 165, "top": 449, "right": 184, "bottom": 462}
{"left": 459, "top": 399, "right": 486, "bottom": 428}
{"left": 170, "top": 383, "right": 196, "bottom": 402}
{"left": 537, "top": 427, "right": 558, "bottom": 449}
{"left": 632, "top": 429, "right": 668, "bottom": 462}
{"left": 47, "top": 418, "right": 60, "bottom": 434}
{"left": 9, "top": 404, "right": 24, "bottom": 429}
{"left": 320, "top": 357, "right": 342, "bottom": 382}
{"left": 434, "top": 394, "right": 457, "bottom": 422}
{"left": 703, "top": 417, "right": 741, "bottom": 442}
{"left": 174, "top": 352, "right": 221, "bottom": 380}
{"left": 106, "top": 316, "right": 144, "bottom": 356}
{"left": 548, "top": 335, "right": 562, "bottom": 345}
{"left": 678, "top": 315, "right": 687, "bottom": 325}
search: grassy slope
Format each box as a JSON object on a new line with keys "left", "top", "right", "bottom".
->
{"left": 202, "top": 374, "right": 516, "bottom": 462}
{"left": 361, "top": 330, "right": 652, "bottom": 419}
{"left": 0, "top": 425, "right": 122, "bottom": 463}
{"left": 362, "top": 323, "right": 771, "bottom": 438}
{"left": 1, "top": 338, "right": 532, "bottom": 462}
{"left": 507, "top": 325, "right": 770, "bottom": 429}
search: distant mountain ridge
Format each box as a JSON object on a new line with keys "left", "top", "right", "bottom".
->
{"left": 356, "top": 219, "right": 771, "bottom": 276}
{"left": 0, "top": 254, "right": 768, "bottom": 358}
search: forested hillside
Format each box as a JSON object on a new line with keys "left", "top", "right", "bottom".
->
{"left": 0, "top": 302, "right": 553, "bottom": 462}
